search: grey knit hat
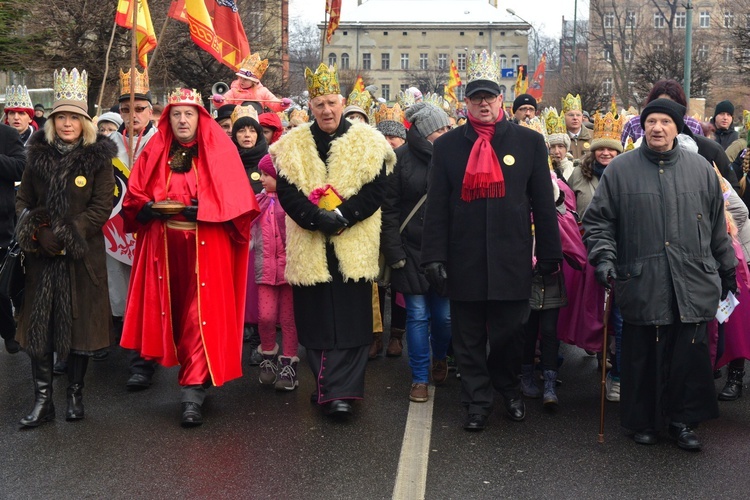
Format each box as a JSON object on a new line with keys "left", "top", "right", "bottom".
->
{"left": 377, "top": 120, "right": 406, "bottom": 140}
{"left": 97, "top": 111, "right": 123, "bottom": 129}
{"left": 547, "top": 133, "right": 570, "bottom": 150}
{"left": 405, "top": 102, "right": 450, "bottom": 138}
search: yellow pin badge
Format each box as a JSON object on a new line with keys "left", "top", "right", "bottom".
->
{"left": 503, "top": 155, "right": 515, "bottom": 166}
{"left": 251, "top": 172, "right": 261, "bottom": 181}
{"left": 75, "top": 175, "right": 87, "bottom": 188}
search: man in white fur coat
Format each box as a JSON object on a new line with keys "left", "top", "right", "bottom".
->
{"left": 270, "top": 63, "right": 396, "bottom": 418}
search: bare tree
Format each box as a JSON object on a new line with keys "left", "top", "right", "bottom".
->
{"left": 404, "top": 56, "right": 449, "bottom": 95}
{"left": 288, "top": 19, "right": 321, "bottom": 97}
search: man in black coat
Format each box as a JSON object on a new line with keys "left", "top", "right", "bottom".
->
{"left": 0, "top": 123, "right": 26, "bottom": 353}
{"left": 421, "top": 50, "right": 562, "bottom": 431}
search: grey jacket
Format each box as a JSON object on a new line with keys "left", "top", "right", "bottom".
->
{"left": 583, "top": 141, "right": 736, "bottom": 325}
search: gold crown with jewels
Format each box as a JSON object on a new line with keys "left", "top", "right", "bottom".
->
{"left": 305, "top": 63, "right": 340, "bottom": 100}
{"left": 290, "top": 108, "right": 309, "bottom": 122}
{"left": 167, "top": 88, "right": 203, "bottom": 106}
{"left": 466, "top": 50, "right": 501, "bottom": 85}
{"left": 542, "top": 107, "right": 566, "bottom": 135}
{"left": 374, "top": 103, "right": 404, "bottom": 125}
{"left": 593, "top": 111, "right": 624, "bottom": 141}
{"left": 561, "top": 93, "right": 582, "bottom": 114}
{"left": 54, "top": 68, "right": 88, "bottom": 104}
{"left": 119, "top": 68, "right": 150, "bottom": 97}
{"left": 4, "top": 85, "right": 33, "bottom": 110}
{"left": 236, "top": 52, "right": 269, "bottom": 81}
{"left": 347, "top": 88, "right": 373, "bottom": 112}
{"left": 743, "top": 110, "right": 750, "bottom": 133}
{"left": 230, "top": 104, "right": 259, "bottom": 125}
{"left": 397, "top": 90, "right": 416, "bottom": 109}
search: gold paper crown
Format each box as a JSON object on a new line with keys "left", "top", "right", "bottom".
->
{"left": 54, "top": 68, "right": 88, "bottom": 104}
{"left": 397, "top": 90, "right": 416, "bottom": 109}
{"left": 624, "top": 136, "right": 635, "bottom": 151}
{"left": 231, "top": 104, "right": 259, "bottom": 125}
{"left": 422, "top": 92, "right": 447, "bottom": 110}
{"left": 374, "top": 103, "right": 405, "bottom": 124}
{"left": 467, "top": 50, "right": 501, "bottom": 84}
{"left": 518, "top": 116, "right": 547, "bottom": 139}
{"left": 561, "top": 93, "right": 582, "bottom": 114}
{"left": 4, "top": 85, "right": 33, "bottom": 110}
{"left": 347, "top": 88, "right": 373, "bottom": 112}
{"left": 542, "top": 107, "right": 566, "bottom": 135}
{"left": 743, "top": 110, "right": 750, "bottom": 132}
{"left": 290, "top": 108, "right": 309, "bottom": 122}
{"left": 167, "top": 88, "right": 203, "bottom": 106}
{"left": 592, "top": 111, "right": 624, "bottom": 141}
{"left": 305, "top": 63, "right": 340, "bottom": 100}
{"left": 119, "top": 68, "right": 150, "bottom": 97}
{"left": 237, "top": 52, "right": 269, "bottom": 81}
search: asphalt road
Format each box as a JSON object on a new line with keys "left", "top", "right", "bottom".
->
{"left": 1, "top": 338, "right": 749, "bottom": 499}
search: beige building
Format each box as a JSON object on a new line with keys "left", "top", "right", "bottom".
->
{"left": 323, "top": 0, "right": 530, "bottom": 103}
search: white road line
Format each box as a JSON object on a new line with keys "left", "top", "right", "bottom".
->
{"left": 392, "top": 385, "right": 436, "bottom": 500}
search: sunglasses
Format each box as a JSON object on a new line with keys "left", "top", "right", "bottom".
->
{"left": 120, "top": 105, "right": 149, "bottom": 114}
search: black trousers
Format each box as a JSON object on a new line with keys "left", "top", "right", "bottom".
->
{"left": 451, "top": 300, "right": 529, "bottom": 416}
{"left": 621, "top": 321, "right": 719, "bottom": 432}
{"left": 523, "top": 308, "right": 561, "bottom": 371}
{"left": 0, "top": 248, "right": 17, "bottom": 343}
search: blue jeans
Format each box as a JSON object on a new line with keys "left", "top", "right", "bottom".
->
{"left": 404, "top": 291, "right": 452, "bottom": 383}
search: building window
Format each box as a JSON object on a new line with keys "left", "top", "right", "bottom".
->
{"left": 624, "top": 44, "right": 632, "bottom": 62}
{"left": 343, "top": 31, "right": 347, "bottom": 36}
{"left": 700, "top": 11, "right": 710, "bottom": 28}
{"left": 654, "top": 41, "right": 664, "bottom": 53}
{"left": 511, "top": 54, "right": 520, "bottom": 68}
{"left": 402, "top": 31, "right": 407, "bottom": 36}
{"left": 362, "top": 53, "right": 371, "bottom": 70}
{"left": 401, "top": 53, "right": 409, "bottom": 70}
{"left": 498, "top": 85, "right": 506, "bottom": 99}
{"left": 746, "top": 13, "right": 750, "bottom": 29}
{"left": 383, "top": 31, "right": 388, "bottom": 36}
{"left": 603, "top": 77, "right": 613, "bottom": 95}
{"left": 382, "top": 53, "right": 390, "bottom": 70}
{"left": 654, "top": 13, "right": 665, "bottom": 28}
{"left": 675, "top": 11, "right": 686, "bottom": 28}
{"left": 457, "top": 53, "right": 467, "bottom": 71}
{"left": 328, "top": 53, "right": 337, "bottom": 66}
{"left": 603, "top": 48, "right": 612, "bottom": 62}
{"left": 479, "top": 31, "right": 484, "bottom": 36}
{"left": 725, "top": 11, "right": 734, "bottom": 28}
{"left": 382, "top": 84, "right": 390, "bottom": 101}
{"left": 341, "top": 53, "right": 349, "bottom": 69}
{"left": 697, "top": 44, "right": 709, "bottom": 60}
{"left": 724, "top": 46, "right": 734, "bottom": 63}
{"left": 499, "top": 54, "right": 508, "bottom": 68}
{"left": 460, "top": 31, "right": 465, "bottom": 36}
{"left": 625, "top": 10, "right": 636, "bottom": 27}
{"left": 604, "top": 12, "right": 614, "bottom": 28}
{"left": 456, "top": 86, "right": 465, "bottom": 101}
{"left": 419, "top": 53, "right": 428, "bottom": 69}
{"left": 400, "top": 84, "right": 409, "bottom": 93}
{"left": 438, "top": 53, "right": 448, "bottom": 69}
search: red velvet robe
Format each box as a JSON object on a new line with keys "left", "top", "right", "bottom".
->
{"left": 120, "top": 105, "right": 259, "bottom": 386}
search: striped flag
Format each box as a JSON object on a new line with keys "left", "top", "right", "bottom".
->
{"left": 445, "top": 59, "right": 462, "bottom": 103}
{"left": 115, "top": 0, "right": 157, "bottom": 67}
{"left": 326, "top": 0, "right": 342, "bottom": 43}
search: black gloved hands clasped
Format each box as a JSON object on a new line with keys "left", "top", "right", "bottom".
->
{"left": 182, "top": 198, "right": 199, "bottom": 222}
{"left": 136, "top": 201, "right": 171, "bottom": 224}
{"left": 720, "top": 269, "right": 738, "bottom": 300}
{"left": 424, "top": 262, "right": 449, "bottom": 297}
{"left": 595, "top": 261, "right": 617, "bottom": 289}
{"left": 316, "top": 209, "right": 349, "bottom": 236}
{"left": 535, "top": 260, "right": 560, "bottom": 276}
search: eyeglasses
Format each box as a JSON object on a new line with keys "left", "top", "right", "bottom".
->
{"left": 120, "top": 105, "right": 149, "bottom": 114}
{"left": 468, "top": 94, "right": 499, "bottom": 105}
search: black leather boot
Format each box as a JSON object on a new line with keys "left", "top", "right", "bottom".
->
{"left": 66, "top": 353, "right": 89, "bottom": 421}
{"left": 718, "top": 366, "right": 745, "bottom": 401}
{"left": 19, "top": 353, "right": 55, "bottom": 427}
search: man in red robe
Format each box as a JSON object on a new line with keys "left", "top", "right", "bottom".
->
{"left": 120, "top": 88, "right": 259, "bottom": 427}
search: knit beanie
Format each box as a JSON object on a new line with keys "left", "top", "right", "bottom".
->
{"left": 714, "top": 100, "right": 734, "bottom": 117}
{"left": 547, "top": 133, "right": 570, "bottom": 150}
{"left": 405, "top": 102, "right": 450, "bottom": 138}
{"left": 343, "top": 105, "right": 369, "bottom": 123}
{"left": 97, "top": 111, "right": 123, "bottom": 129}
{"left": 589, "top": 136, "right": 624, "bottom": 154}
{"left": 377, "top": 120, "right": 406, "bottom": 140}
{"left": 257, "top": 153, "right": 276, "bottom": 179}
{"left": 512, "top": 93, "right": 537, "bottom": 113}
{"left": 640, "top": 98, "right": 685, "bottom": 133}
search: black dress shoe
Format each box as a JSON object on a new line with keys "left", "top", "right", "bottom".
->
{"left": 669, "top": 424, "right": 702, "bottom": 451}
{"left": 463, "top": 413, "right": 487, "bottom": 431}
{"left": 323, "top": 399, "right": 353, "bottom": 417}
{"left": 126, "top": 373, "right": 152, "bottom": 391}
{"left": 505, "top": 398, "right": 526, "bottom": 422}
{"left": 633, "top": 430, "right": 658, "bottom": 445}
{"left": 181, "top": 402, "right": 203, "bottom": 427}
{"left": 4, "top": 338, "right": 20, "bottom": 354}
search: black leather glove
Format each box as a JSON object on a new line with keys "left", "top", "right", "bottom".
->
{"left": 424, "top": 262, "right": 449, "bottom": 297}
{"left": 36, "top": 227, "right": 63, "bottom": 256}
{"left": 315, "top": 209, "right": 349, "bottom": 236}
{"left": 182, "top": 198, "right": 199, "bottom": 222}
{"left": 535, "top": 260, "right": 560, "bottom": 276}
{"left": 720, "top": 269, "right": 738, "bottom": 300}
{"left": 136, "top": 201, "right": 170, "bottom": 224}
{"left": 594, "top": 261, "right": 617, "bottom": 289}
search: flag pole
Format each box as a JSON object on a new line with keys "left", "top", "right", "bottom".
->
{"left": 321, "top": 9, "right": 328, "bottom": 63}
{"left": 129, "top": 0, "right": 138, "bottom": 161}
{"left": 147, "top": 11, "right": 171, "bottom": 72}
{"left": 97, "top": 19, "right": 119, "bottom": 117}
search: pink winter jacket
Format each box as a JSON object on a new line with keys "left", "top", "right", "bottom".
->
{"left": 222, "top": 79, "right": 285, "bottom": 112}
{"left": 251, "top": 192, "right": 288, "bottom": 285}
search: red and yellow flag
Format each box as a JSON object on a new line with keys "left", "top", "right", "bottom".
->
{"left": 116, "top": 0, "right": 157, "bottom": 67}
{"left": 514, "top": 64, "right": 528, "bottom": 96}
{"left": 168, "top": 0, "right": 250, "bottom": 71}
{"left": 353, "top": 75, "right": 365, "bottom": 92}
{"left": 326, "top": 0, "right": 342, "bottom": 43}
{"left": 445, "top": 59, "right": 462, "bottom": 103}
{"left": 527, "top": 54, "right": 547, "bottom": 102}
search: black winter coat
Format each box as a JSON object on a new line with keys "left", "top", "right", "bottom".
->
{"left": 0, "top": 124, "right": 26, "bottom": 246}
{"left": 381, "top": 126, "right": 431, "bottom": 294}
{"left": 421, "top": 118, "right": 562, "bottom": 301}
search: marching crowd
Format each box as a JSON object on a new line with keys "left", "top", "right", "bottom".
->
{"left": 1, "top": 49, "right": 748, "bottom": 452}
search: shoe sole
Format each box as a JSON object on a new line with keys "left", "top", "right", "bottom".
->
{"left": 409, "top": 396, "right": 429, "bottom": 402}
{"left": 181, "top": 420, "right": 203, "bottom": 428}
{"left": 677, "top": 442, "right": 702, "bottom": 451}
{"left": 19, "top": 412, "right": 55, "bottom": 427}
{"left": 275, "top": 382, "right": 299, "bottom": 391}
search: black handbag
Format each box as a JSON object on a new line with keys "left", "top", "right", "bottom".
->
{"left": 0, "top": 209, "right": 29, "bottom": 303}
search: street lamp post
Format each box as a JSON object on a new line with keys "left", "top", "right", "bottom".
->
{"left": 506, "top": 9, "right": 537, "bottom": 75}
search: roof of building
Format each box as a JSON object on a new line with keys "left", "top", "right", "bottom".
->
{"left": 337, "top": 0, "right": 518, "bottom": 25}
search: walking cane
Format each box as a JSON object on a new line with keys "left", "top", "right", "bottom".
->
{"left": 598, "top": 285, "right": 613, "bottom": 444}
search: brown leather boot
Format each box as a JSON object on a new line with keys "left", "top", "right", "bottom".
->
{"left": 386, "top": 328, "right": 404, "bottom": 357}
{"left": 369, "top": 332, "right": 383, "bottom": 360}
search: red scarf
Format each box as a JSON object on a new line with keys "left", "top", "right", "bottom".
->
{"left": 461, "top": 110, "right": 505, "bottom": 201}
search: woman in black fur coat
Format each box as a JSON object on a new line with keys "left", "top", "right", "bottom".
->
{"left": 15, "top": 68, "right": 116, "bottom": 427}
